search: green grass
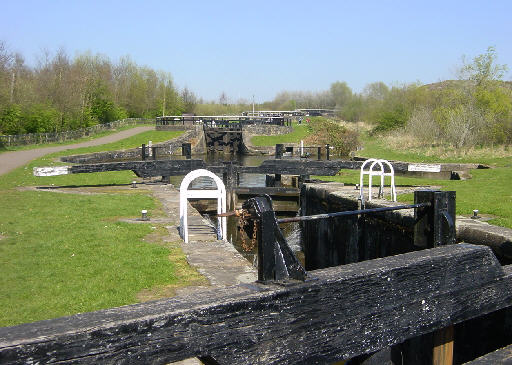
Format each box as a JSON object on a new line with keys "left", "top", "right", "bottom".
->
{"left": 58, "top": 130, "right": 184, "bottom": 156}
{"left": 0, "top": 129, "right": 197, "bottom": 327}
{"left": 0, "top": 130, "right": 184, "bottom": 190}
{"left": 317, "top": 130, "right": 512, "bottom": 228}
{"left": 0, "top": 190, "right": 171, "bottom": 326}
{"left": 359, "top": 133, "right": 512, "bottom": 167}
{"left": 0, "top": 125, "right": 141, "bottom": 154}
{"left": 249, "top": 121, "right": 512, "bottom": 228}
{"left": 318, "top": 168, "right": 512, "bottom": 228}
{"left": 250, "top": 123, "right": 311, "bottom": 146}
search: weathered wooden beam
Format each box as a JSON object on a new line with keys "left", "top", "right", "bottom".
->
{"left": 233, "top": 187, "right": 299, "bottom": 196}
{"left": 71, "top": 160, "right": 206, "bottom": 177}
{"left": 34, "top": 160, "right": 208, "bottom": 177}
{"left": 239, "top": 159, "right": 361, "bottom": 175}
{"left": 35, "top": 159, "right": 455, "bottom": 180}
{"left": 1, "top": 244, "right": 511, "bottom": 365}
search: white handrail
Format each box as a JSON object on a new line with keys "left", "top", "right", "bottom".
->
{"left": 179, "top": 169, "right": 227, "bottom": 243}
{"left": 360, "top": 158, "right": 397, "bottom": 203}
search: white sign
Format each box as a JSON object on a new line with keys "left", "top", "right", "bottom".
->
{"left": 33, "top": 166, "right": 70, "bottom": 176}
{"left": 407, "top": 164, "right": 441, "bottom": 173}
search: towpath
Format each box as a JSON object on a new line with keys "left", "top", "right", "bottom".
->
{"left": 0, "top": 126, "right": 153, "bottom": 176}
{"left": 149, "top": 184, "right": 257, "bottom": 290}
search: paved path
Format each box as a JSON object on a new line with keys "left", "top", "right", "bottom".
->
{"left": 149, "top": 184, "right": 257, "bottom": 288}
{"left": 0, "top": 126, "right": 153, "bottom": 176}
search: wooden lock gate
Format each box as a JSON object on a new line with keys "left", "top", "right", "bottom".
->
{"left": 2, "top": 190, "right": 512, "bottom": 364}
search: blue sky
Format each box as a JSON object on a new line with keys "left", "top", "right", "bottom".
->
{"left": 1, "top": 0, "right": 511, "bottom": 102}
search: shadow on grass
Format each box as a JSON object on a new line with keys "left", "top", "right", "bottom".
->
{"left": 35, "top": 183, "right": 134, "bottom": 189}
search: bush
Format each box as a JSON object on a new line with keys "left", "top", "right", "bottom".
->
{"left": 444, "top": 103, "right": 486, "bottom": 148}
{"left": 0, "top": 104, "right": 24, "bottom": 135}
{"left": 23, "top": 104, "right": 60, "bottom": 133}
{"left": 304, "top": 117, "right": 359, "bottom": 156}
{"left": 406, "top": 107, "right": 441, "bottom": 144}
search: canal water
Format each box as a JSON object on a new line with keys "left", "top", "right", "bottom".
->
{"left": 168, "top": 154, "right": 302, "bottom": 264}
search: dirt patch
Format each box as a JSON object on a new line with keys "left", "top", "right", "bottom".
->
{"left": 0, "top": 235, "right": 6, "bottom": 241}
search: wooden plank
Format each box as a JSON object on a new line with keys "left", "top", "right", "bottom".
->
{"left": 233, "top": 187, "right": 299, "bottom": 196}
{"left": 433, "top": 325, "right": 454, "bottom": 365}
{"left": 33, "top": 159, "right": 417, "bottom": 180}
{"left": 69, "top": 159, "right": 207, "bottom": 177}
{"left": 1, "top": 245, "right": 512, "bottom": 364}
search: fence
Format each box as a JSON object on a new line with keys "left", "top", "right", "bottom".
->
{"left": 0, "top": 118, "right": 154, "bottom": 147}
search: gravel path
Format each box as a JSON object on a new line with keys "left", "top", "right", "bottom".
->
{"left": 0, "top": 126, "right": 153, "bottom": 176}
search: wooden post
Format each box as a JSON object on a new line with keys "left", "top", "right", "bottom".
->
{"left": 242, "top": 195, "right": 306, "bottom": 283}
{"left": 141, "top": 144, "right": 146, "bottom": 160}
{"left": 299, "top": 175, "right": 310, "bottom": 187}
{"left": 317, "top": 146, "right": 322, "bottom": 160}
{"left": 274, "top": 174, "right": 282, "bottom": 187}
{"left": 152, "top": 146, "right": 157, "bottom": 160}
{"left": 433, "top": 325, "right": 454, "bottom": 365}
{"left": 258, "top": 211, "right": 276, "bottom": 282}
{"left": 275, "top": 144, "right": 284, "bottom": 159}
{"left": 413, "top": 189, "right": 456, "bottom": 365}
{"left": 414, "top": 190, "right": 456, "bottom": 248}
{"left": 182, "top": 143, "right": 191, "bottom": 159}
{"left": 326, "top": 144, "right": 330, "bottom": 160}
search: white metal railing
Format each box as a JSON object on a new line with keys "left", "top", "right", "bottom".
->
{"left": 359, "top": 158, "right": 397, "bottom": 204}
{"left": 179, "top": 169, "right": 227, "bottom": 243}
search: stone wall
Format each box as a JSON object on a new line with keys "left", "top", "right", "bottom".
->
{"left": 300, "top": 183, "right": 418, "bottom": 270}
{"left": 301, "top": 182, "right": 512, "bottom": 269}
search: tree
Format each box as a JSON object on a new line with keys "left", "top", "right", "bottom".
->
{"left": 459, "top": 46, "right": 509, "bottom": 86}
{"left": 219, "top": 91, "right": 228, "bottom": 106}
{"left": 363, "top": 82, "right": 389, "bottom": 101}
{"left": 0, "top": 43, "right": 187, "bottom": 134}
{"left": 330, "top": 81, "right": 352, "bottom": 108}
{"left": 181, "top": 87, "right": 197, "bottom": 113}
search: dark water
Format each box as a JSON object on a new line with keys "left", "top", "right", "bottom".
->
{"left": 171, "top": 154, "right": 302, "bottom": 263}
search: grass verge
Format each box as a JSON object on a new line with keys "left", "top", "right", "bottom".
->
{"left": 359, "top": 132, "right": 512, "bottom": 167}
{"left": 58, "top": 130, "right": 185, "bottom": 156}
{"left": 0, "top": 130, "right": 200, "bottom": 327}
{"left": 317, "top": 167, "right": 512, "bottom": 229}
{"left": 250, "top": 123, "right": 311, "bottom": 146}
{"left": 0, "top": 189, "right": 167, "bottom": 326}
